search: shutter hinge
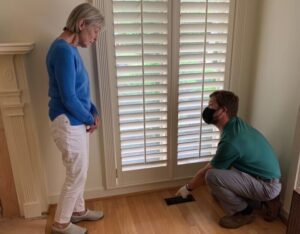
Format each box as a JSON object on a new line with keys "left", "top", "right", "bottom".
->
{"left": 115, "top": 169, "right": 118, "bottom": 178}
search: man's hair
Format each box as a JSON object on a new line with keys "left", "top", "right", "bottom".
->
{"left": 210, "top": 90, "right": 239, "bottom": 118}
{"left": 65, "top": 3, "right": 104, "bottom": 33}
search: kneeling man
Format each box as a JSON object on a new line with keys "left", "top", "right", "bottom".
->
{"left": 177, "top": 90, "right": 281, "bottom": 229}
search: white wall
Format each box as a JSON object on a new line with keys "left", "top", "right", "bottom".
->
{"left": 249, "top": 0, "right": 300, "bottom": 216}
{"left": 0, "top": 0, "right": 104, "bottom": 203}
{"left": 229, "top": 0, "right": 259, "bottom": 121}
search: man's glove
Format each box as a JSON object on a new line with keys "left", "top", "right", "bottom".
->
{"left": 176, "top": 184, "right": 191, "bottom": 199}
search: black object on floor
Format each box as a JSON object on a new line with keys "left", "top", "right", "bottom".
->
{"left": 164, "top": 194, "right": 195, "bottom": 206}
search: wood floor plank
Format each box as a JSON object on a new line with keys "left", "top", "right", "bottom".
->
{"left": 45, "top": 186, "right": 286, "bottom": 234}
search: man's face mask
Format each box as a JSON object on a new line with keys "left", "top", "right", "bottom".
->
{"left": 202, "top": 107, "right": 219, "bottom": 124}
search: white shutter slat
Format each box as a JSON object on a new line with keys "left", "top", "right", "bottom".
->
{"left": 143, "top": 1, "right": 168, "bottom": 13}
{"left": 122, "top": 155, "right": 167, "bottom": 170}
{"left": 119, "top": 103, "right": 167, "bottom": 115}
{"left": 122, "top": 145, "right": 167, "bottom": 157}
{"left": 179, "top": 72, "right": 224, "bottom": 82}
{"left": 179, "top": 63, "right": 226, "bottom": 76}
{"left": 180, "top": 13, "right": 229, "bottom": 24}
{"left": 181, "top": 33, "right": 227, "bottom": 43}
{"left": 116, "top": 118, "right": 166, "bottom": 127}
{"left": 122, "top": 136, "right": 167, "bottom": 148}
{"left": 113, "top": 2, "right": 141, "bottom": 13}
{"left": 116, "top": 55, "right": 168, "bottom": 66}
{"left": 120, "top": 112, "right": 167, "bottom": 124}
{"left": 179, "top": 81, "right": 224, "bottom": 91}
{"left": 114, "top": 12, "right": 167, "bottom": 24}
{"left": 117, "top": 75, "right": 167, "bottom": 86}
{"left": 180, "top": 23, "right": 228, "bottom": 34}
{"left": 177, "top": 148, "right": 217, "bottom": 160}
{"left": 180, "top": 2, "right": 229, "bottom": 14}
{"left": 178, "top": 131, "right": 220, "bottom": 144}
{"left": 113, "top": 12, "right": 141, "bottom": 24}
{"left": 180, "top": 43, "right": 227, "bottom": 54}
{"left": 180, "top": 53, "right": 226, "bottom": 64}
{"left": 115, "top": 34, "right": 168, "bottom": 46}
{"left": 178, "top": 140, "right": 219, "bottom": 152}
{"left": 118, "top": 94, "right": 168, "bottom": 106}
{"left": 121, "top": 128, "right": 167, "bottom": 141}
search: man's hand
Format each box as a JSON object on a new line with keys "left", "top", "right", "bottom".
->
{"left": 176, "top": 184, "right": 190, "bottom": 199}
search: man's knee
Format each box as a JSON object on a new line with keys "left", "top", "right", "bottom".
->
{"left": 205, "top": 169, "right": 219, "bottom": 186}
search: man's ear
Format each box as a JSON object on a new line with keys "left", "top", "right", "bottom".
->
{"left": 222, "top": 106, "right": 229, "bottom": 114}
{"left": 78, "top": 19, "right": 85, "bottom": 31}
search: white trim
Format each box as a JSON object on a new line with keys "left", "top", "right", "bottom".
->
{"left": 280, "top": 207, "right": 289, "bottom": 222}
{"left": 0, "top": 43, "right": 34, "bottom": 55}
{"left": 224, "top": 0, "right": 236, "bottom": 89}
{"left": 169, "top": 0, "right": 181, "bottom": 178}
{"left": 292, "top": 107, "right": 300, "bottom": 190}
{"left": 283, "top": 106, "right": 300, "bottom": 216}
{"left": 48, "top": 178, "right": 190, "bottom": 204}
{"left": 94, "top": 0, "right": 119, "bottom": 189}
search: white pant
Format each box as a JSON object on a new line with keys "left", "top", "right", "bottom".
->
{"left": 51, "top": 114, "right": 89, "bottom": 223}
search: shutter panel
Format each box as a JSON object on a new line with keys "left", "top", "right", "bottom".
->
{"left": 113, "top": 0, "right": 169, "bottom": 171}
{"left": 177, "top": 0, "right": 231, "bottom": 164}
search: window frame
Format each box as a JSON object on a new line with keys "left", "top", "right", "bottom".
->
{"left": 94, "top": 0, "right": 238, "bottom": 188}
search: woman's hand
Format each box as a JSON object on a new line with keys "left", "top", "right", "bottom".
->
{"left": 86, "top": 115, "right": 101, "bottom": 133}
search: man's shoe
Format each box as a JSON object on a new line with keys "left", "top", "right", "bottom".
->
{"left": 51, "top": 223, "right": 87, "bottom": 234}
{"left": 262, "top": 195, "right": 281, "bottom": 222}
{"left": 71, "top": 209, "right": 104, "bottom": 223}
{"left": 219, "top": 213, "right": 255, "bottom": 229}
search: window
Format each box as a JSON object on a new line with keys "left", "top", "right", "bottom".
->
{"left": 96, "top": 0, "right": 235, "bottom": 186}
{"left": 112, "top": 0, "right": 169, "bottom": 171}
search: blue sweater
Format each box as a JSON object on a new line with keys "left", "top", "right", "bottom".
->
{"left": 46, "top": 39, "right": 98, "bottom": 125}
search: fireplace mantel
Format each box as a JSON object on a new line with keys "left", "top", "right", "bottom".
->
{"left": 0, "top": 43, "right": 34, "bottom": 55}
{"left": 0, "top": 43, "right": 47, "bottom": 218}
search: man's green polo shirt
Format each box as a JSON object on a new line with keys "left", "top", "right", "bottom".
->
{"left": 210, "top": 117, "right": 281, "bottom": 179}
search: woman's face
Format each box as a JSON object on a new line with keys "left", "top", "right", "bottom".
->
{"left": 78, "top": 23, "right": 101, "bottom": 48}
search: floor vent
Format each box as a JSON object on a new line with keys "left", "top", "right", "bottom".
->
{"left": 164, "top": 194, "right": 195, "bottom": 206}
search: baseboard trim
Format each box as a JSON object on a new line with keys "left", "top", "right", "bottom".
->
{"left": 48, "top": 178, "right": 190, "bottom": 204}
{"left": 280, "top": 206, "right": 289, "bottom": 225}
{"left": 23, "top": 201, "right": 42, "bottom": 218}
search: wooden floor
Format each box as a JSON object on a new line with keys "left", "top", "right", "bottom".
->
{"left": 0, "top": 217, "right": 46, "bottom": 234}
{"left": 45, "top": 186, "right": 286, "bottom": 234}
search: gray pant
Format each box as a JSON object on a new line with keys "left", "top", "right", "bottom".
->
{"left": 205, "top": 169, "right": 281, "bottom": 215}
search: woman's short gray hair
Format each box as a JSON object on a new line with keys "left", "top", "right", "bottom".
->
{"left": 65, "top": 3, "right": 104, "bottom": 33}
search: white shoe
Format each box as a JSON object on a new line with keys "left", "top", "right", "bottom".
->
{"left": 71, "top": 209, "right": 104, "bottom": 223}
{"left": 51, "top": 223, "right": 87, "bottom": 234}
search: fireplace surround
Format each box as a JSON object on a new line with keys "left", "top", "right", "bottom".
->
{"left": 0, "top": 43, "right": 47, "bottom": 218}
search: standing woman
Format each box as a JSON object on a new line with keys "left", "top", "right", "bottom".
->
{"left": 46, "top": 3, "right": 104, "bottom": 234}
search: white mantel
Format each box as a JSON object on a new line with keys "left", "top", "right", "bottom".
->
{"left": 0, "top": 43, "right": 34, "bottom": 55}
{"left": 0, "top": 43, "right": 47, "bottom": 218}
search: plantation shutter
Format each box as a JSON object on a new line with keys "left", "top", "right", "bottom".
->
{"left": 112, "top": 0, "right": 169, "bottom": 171}
{"left": 177, "top": 0, "right": 231, "bottom": 164}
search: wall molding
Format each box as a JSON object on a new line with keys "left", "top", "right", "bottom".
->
{"left": 0, "top": 43, "right": 34, "bottom": 55}
{"left": 48, "top": 177, "right": 189, "bottom": 204}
